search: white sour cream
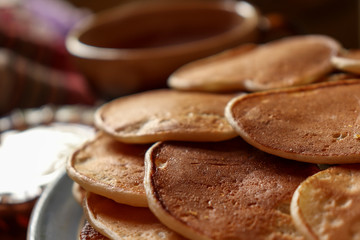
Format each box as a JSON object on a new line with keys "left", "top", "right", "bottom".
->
{"left": 0, "top": 123, "right": 95, "bottom": 198}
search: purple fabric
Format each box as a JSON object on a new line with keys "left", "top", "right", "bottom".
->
{"left": 24, "top": 0, "right": 90, "bottom": 37}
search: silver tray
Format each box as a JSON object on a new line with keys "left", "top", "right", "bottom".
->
{"left": 27, "top": 171, "right": 83, "bottom": 240}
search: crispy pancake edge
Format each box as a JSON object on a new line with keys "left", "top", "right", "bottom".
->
{"left": 66, "top": 136, "right": 148, "bottom": 207}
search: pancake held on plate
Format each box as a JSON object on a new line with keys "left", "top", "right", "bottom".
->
{"left": 331, "top": 49, "right": 360, "bottom": 74}
{"left": 225, "top": 79, "right": 360, "bottom": 164}
{"left": 84, "top": 192, "right": 186, "bottom": 240}
{"left": 67, "top": 132, "right": 150, "bottom": 207}
{"left": 95, "top": 89, "right": 238, "bottom": 144}
{"left": 168, "top": 35, "right": 341, "bottom": 92}
{"left": 144, "top": 138, "right": 319, "bottom": 240}
{"left": 291, "top": 165, "right": 360, "bottom": 240}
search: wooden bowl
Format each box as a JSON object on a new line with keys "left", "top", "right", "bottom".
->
{"left": 66, "top": 0, "right": 260, "bottom": 98}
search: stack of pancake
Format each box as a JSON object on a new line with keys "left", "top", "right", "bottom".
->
{"left": 66, "top": 35, "right": 360, "bottom": 240}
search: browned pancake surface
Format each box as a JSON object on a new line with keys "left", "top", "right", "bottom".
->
{"left": 94, "top": 89, "right": 237, "bottom": 143}
{"left": 84, "top": 192, "right": 186, "bottom": 240}
{"left": 80, "top": 221, "right": 109, "bottom": 240}
{"left": 67, "top": 132, "right": 150, "bottom": 207}
{"left": 226, "top": 80, "right": 360, "bottom": 164}
{"left": 145, "top": 138, "right": 318, "bottom": 240}
{"left": 169, "top": 35, "right": 340, "bottom": 92}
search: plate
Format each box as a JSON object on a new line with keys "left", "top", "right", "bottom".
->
{"left": 27, "top": 170, "right": 83, "bottom": 240}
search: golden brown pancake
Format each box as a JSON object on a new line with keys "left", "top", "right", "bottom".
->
{"left": 225, "top": 79, "right": 360, "bottom": 164}
{"left": 291, "top": 164, "right": 360, "bottom": 240}
{"left": 144, "top": 138, "right": 318, "bottom": 240}
{"left": 331, "top": 49, "right": 360, "bottom": 74}
{"left": 84, "top": 192, "right": 186, "bottom": 240}
{"left": 168, "top": 43, "right": 256, "bottom": 92}
{"left": 94, "top": 89, "right": 238, "bottom": 144}
{"left": 67, "top": 132, "right": 150, "bottom": 207}
{"left": 79, "top": 220, "right": 109, "bottom": 240}
{"left": 168, "top": 35, "right": 340, "bottom": 92}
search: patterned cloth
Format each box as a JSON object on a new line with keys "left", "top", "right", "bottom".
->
{"left": 0, "top": 0, "right": 95, "bottom": 116}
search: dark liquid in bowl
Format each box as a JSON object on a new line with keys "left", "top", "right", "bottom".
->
{"left": 111, "top": 26, "right": 234, "bottom": 49}
{"left": 80, "top": 8, "right": 244, "bottom": 49}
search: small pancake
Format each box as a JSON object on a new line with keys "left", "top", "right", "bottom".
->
{"left": 331, "top": 49, "right": 360, "bottom": 74}
{"left": 225, "top": 79, "right": 360, "bottom": 164}
{"left": 291, "top": 164, "right": 360, "bottom": 240}
{"left": 79, "top": 220, "right": 109, "bottom": 240}
{"left": 84, "top": 192, "right": 186, "bottom": 240}
{"left": 168, "top": 35, "right": 340, "bottom": 92}
{"left": 67, "top": 132, "right": 150, "bottom": 207}
{"left": 168, "top": 43, "right": 256, "bottom": 92}
{"left": 94, "top": 89, "right": 238, "bottom": 144}
{"left": 144, "top": 138, "right": 318, "bottom": 240}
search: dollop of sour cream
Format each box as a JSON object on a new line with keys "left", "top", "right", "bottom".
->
{"left": 0, "top": 123, "right": 95, "bottom": 200}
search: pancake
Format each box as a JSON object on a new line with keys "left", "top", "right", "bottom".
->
{"left": 84, "top": 192, "right": 186, "bottom": 240}
{"left": 168, "top": 35, "right": 340, "bottom": 92}
{"left": 144, "top": 138, "right": 319, "bottom": 240}
{"left": 79, "top": 220, "right": 109, "bottom": 240}
{"left": 168, "top": 43, "right": 256, "bottom": 92}
{"left": 290, "top": 164, "right": 360, "bottom": 240}
{"left": 66, "top": 132, "right": 150, "bottom": 207}
{"left": 331, "top": 49, "right": 360, "bottom": 74}
{"left": 94, "top": 89, "right": 238, "bottom": 144}
{"left": 225, "top": 79, "right": 360, "bottom": 164}
{"left": 72, "top": 182, "right": 86, "bottom": 205}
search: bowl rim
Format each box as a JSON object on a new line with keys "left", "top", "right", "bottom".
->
{"left": 66, "top": 0, "right": 260, "bottom": 60}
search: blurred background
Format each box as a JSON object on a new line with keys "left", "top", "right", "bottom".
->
{"left": 0, "top": 0, "right": 358, "bottom": 118}
{"left": 0, "top": 0, "right": 358, "bottom": 239}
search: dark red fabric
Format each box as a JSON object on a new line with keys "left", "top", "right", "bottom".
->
{"left": 0, "top": 3, "right": 95, "bottom": 116}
